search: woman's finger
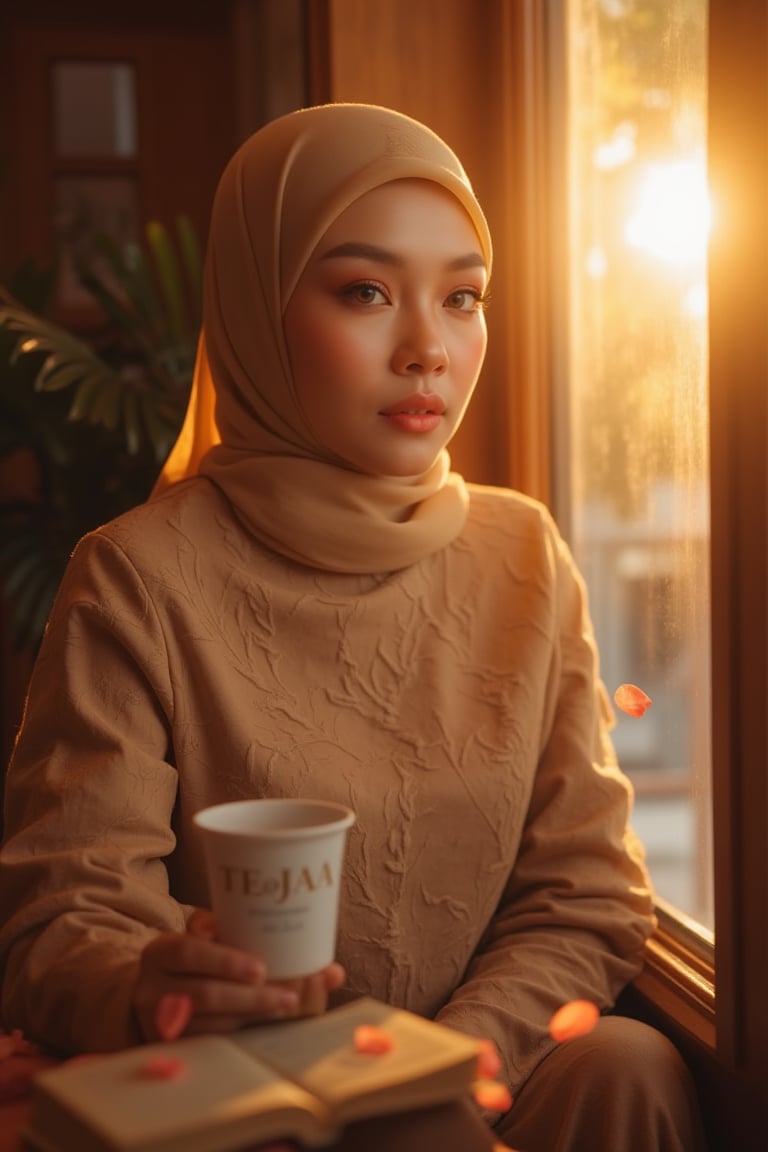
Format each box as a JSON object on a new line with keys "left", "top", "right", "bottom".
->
{"left": 322, "top": 961, "right": 346, "bottom": 991}
{"left": 186, "top": 907, "right": 217, "bottom": 940}
{"left": 136, "top": 976, "right": 301, "bottom": 1041}
{"left": 268, "top": 963, "right": 344, "bottom": 1017}
{"left": 152, "top": 973, "right": 299, "bottom": 1017}
{"left": 145, "top": 931, "right": 267, "bottom": 986}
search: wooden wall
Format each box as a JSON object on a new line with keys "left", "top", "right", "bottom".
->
{"left": 307, "top": 0, "right": 552, "bottom": 500}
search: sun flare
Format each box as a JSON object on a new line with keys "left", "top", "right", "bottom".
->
{"left": 625, "top": 158, "right": 711, "bottom": 267}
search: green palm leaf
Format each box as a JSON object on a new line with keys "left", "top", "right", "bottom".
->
{"left": 0, "top": 301, "right": 186, "bottom": 457}
{"left": 176, "top": 214, "right": 203, "bottom": 330}
{"left": 1, "top": 302, "right": 120, "bottom": 399}
{"left": 147, "top": 221, "right": 187, "bottom": 345}
{"left": 0, "top": 214, "right": 201, "bottom": 655}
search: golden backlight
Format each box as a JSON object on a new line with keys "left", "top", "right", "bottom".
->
{"left": 562, "top": 0, "right": 712, "bottom": 929}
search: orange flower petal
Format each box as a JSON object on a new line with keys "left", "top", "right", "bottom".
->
{"left": 141, "top": 1055, "right": 188, "bottom": 1080}
{"left": 548, "top": 999, "right": 600, "bottom": 1043}
{"left": 155, "top": 993, "right": 193, "bottom": 1042}
{"left": 613, "top": 683, "right": 652, "bottom": 718}
{"left": 473, "top": 1080, "right": 513, "bottom": 1113}
{"left": 476, "top": 1038, "right": 502, "bottom": 1079}
{"left": 353, "top": 1025, "right": 395, "bottom": 1055}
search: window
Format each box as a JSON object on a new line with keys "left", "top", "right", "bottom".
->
{"left": 49, "top": 60, "right": 141, "bottom": 314}
{"left": 52, "top": 62, "right": 137, "bottom": 157}
{"left": 540, "top": 0, "right": 768, "bottom": 1105}
{"left": 555, "top": 0, "right": 713, "bottom": 932}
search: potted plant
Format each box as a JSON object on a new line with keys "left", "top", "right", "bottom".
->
{"left": 0, "top": 216, "right": 202, "bottom": 655}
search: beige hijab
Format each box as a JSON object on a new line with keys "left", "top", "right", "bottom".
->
{"left": 152, "top": 103, "right": 493, "bottom": 572}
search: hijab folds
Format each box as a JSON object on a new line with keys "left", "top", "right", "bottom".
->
{"left": 152, "top": 103, "right": 493, "bottom": 573}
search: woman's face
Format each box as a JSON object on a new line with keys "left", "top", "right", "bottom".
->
{"left": 283, "top": 179, "right": 489, "bottom": 477}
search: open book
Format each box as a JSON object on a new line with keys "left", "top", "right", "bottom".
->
{"left": 24, "top": 998, "right": 483, "bottom": 1152}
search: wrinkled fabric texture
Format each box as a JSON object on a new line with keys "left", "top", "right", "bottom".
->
{"left": 155, "top": 103, "right": 493, "bottom": 574}
{"left": 1, "top": 479, "right": 654, "bottom": 1092}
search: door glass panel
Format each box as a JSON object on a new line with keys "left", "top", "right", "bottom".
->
{"left": 53, "top": 176, "right": 140, "bottom": 309}
{"left": 52, "top": 62, "right": 137, "bottom": 158}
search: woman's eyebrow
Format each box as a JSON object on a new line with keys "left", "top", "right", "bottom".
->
{"left": 320, "top": 241, "right": 486, "bottom": 272}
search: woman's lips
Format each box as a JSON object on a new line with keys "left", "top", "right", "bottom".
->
{"left": 380, "top": 393, "right": 445, "bottom": 433}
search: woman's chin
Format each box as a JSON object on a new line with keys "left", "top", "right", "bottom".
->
{"left": 352, "top": 445, "right": 447, "bottom": 480}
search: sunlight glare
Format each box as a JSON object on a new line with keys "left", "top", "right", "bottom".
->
{"left": 625, "top": 158, "right": 711, "bottom": 267}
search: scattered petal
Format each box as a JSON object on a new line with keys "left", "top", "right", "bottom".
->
{"left": 353, "top": 1025, "right": 395, "bottom": 1055}
{"left": 155, "top": 993, "right": 193, "bottom": 1042}
{"left": 613, "top": 683, "right": 652, "bottom": 718}
{"left": 548, "top": 999, "right": 600, "bottom": 1043}
{"left": 140, "top": 1055, "right": 188, "bottom": 1081}
{"left": 473, "top": 1079, "right": 513, "bottom": 1113}
{"left": 476, "top": 1038, "right": 502, "bottom": 1080}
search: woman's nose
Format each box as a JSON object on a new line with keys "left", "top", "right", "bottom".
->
{"left": 391, "top": 312, "right": 448, "bottom": 376}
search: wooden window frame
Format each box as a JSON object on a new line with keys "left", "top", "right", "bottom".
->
{"left": 707, "top": 0, "right": 768, "bottom": 1083}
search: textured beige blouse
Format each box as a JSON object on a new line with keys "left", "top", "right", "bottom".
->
{"left": 0, "top": 104, "right": 654, "bottom": 1096}
{"left": 0, "top": 477, "right": 653, "bottom": 1092}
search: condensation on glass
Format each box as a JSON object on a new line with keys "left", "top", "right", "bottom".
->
{"left": 563, "top": 0, "right": 712, "bottom": 928}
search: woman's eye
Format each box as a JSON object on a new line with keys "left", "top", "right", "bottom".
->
{"left": 342, "top": 282, "right": 388, "bottom": 305}
{"left": 445, "top": 288, "right": 485, "bottom": 312}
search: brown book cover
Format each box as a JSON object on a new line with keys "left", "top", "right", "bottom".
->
{"left": 24, "top": 998, "right": 482, "bottom": 1152}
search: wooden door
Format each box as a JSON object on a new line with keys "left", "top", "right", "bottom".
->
{"left": 0, "top": 0, "right": 237, "bottom": 773}
{"left": 0, "top": 1, "right": 235, "bottom": 320}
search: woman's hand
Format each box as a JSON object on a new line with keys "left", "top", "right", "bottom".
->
{"left": 133, "top": 909, "right": 345, "bottom": 1042}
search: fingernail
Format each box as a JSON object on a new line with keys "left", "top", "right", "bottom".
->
{"left": 155, "top": 993, "right": 192, "bottom": 1041}
{"left": 244, "top": 959, "right": 266, "bottom": 982}
{"left": 192, "top": 923, "right": 216, "bottom": 941}
{"left": 275, "top": 990, "right": 299, "bottom": 1010}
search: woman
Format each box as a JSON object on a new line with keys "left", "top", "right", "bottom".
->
{"left": 0, "top": 103, "right": 704, "bottom": 1151}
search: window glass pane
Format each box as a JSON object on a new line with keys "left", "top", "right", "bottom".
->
{"left": 562, "top": 0, "right": 712, "bottom": 927}
{"left": 53, "top": 176, "right": 140, "bottom": 310}
{"left": 52, "top": 62, "right": 137, "bottom": 158}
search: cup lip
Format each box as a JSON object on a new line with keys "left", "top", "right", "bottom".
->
{"left": 193, "top": 797, "right": 356, "bottom": 839}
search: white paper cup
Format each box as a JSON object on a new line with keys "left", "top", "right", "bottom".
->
{"left": 193, "top": 798, "right": 355, "bottom": 979}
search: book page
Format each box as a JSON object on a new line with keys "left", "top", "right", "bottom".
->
{"left": 233, "top": 998, "right": 480, "bottom": 1125}
{"left": 27, "top": 1035, "right": 335, "bottom": 1152}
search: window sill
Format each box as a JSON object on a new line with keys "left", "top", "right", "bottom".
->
{"left": 632, "top": 899, "right": 715, "bottom": 1049}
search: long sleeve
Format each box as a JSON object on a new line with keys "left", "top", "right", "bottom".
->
{"left": 434, "top": 528, "right": 655, "bottom": 1096}
{"left": 1, "top": 480, "right": 656, "bottom": 1068}
{"left": 0, "top": 534, "right": 185, "bottom": 1053}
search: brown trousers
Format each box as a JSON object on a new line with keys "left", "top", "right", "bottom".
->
{"left": 498, "top": 1016, "right": 706, "bottom": 1152}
